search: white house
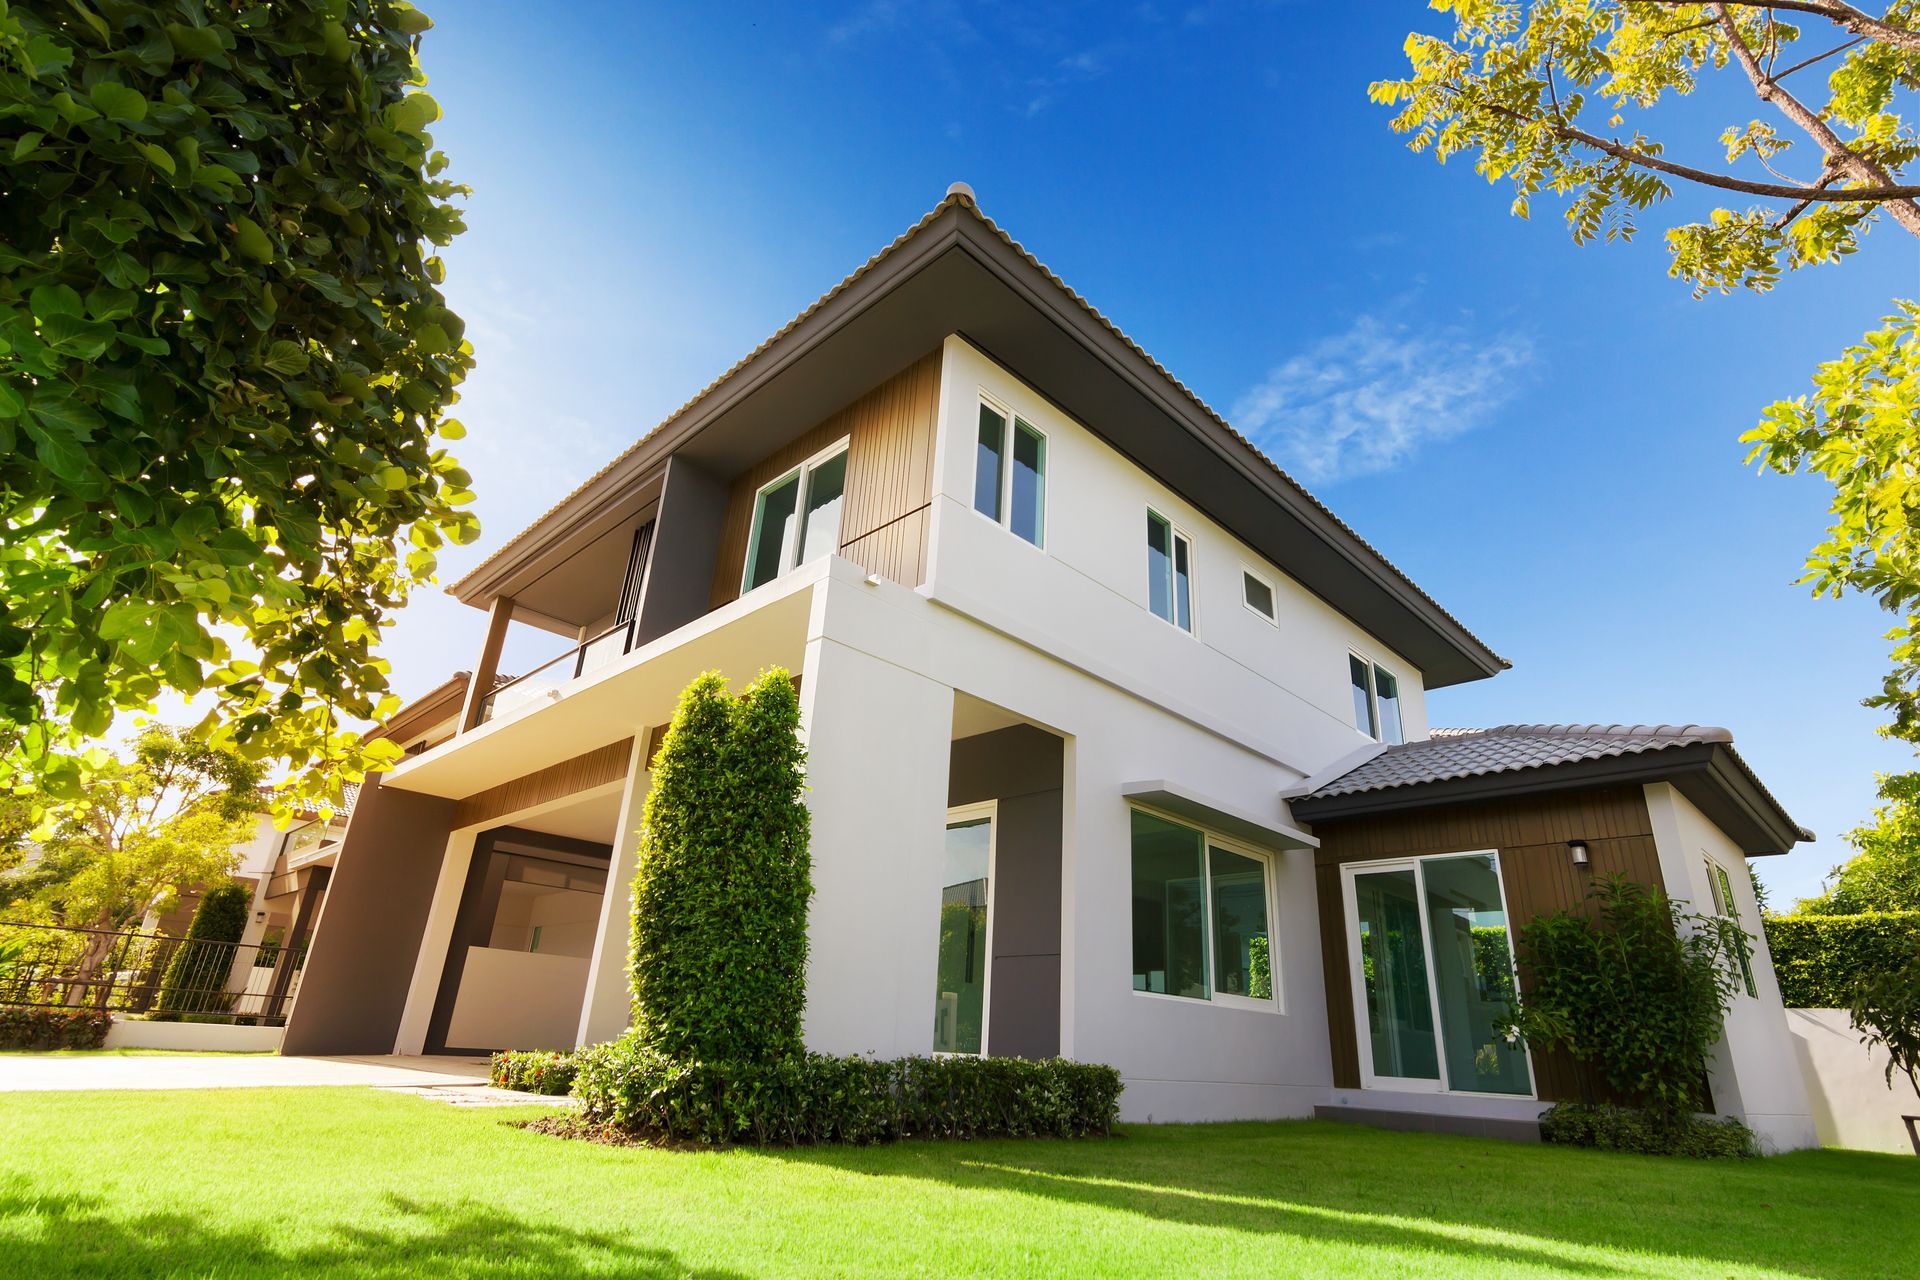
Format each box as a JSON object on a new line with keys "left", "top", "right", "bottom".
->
{"left": 281, "top": 189, "right": 1818, "bottom": 1150}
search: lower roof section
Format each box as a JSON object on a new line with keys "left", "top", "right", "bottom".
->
{"left": 1288, "top": 723, "right": 1809, "bottom": 857}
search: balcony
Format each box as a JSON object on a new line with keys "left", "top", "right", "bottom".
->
{"left": 478, "top": 618, "right": 640, "bottom": 725}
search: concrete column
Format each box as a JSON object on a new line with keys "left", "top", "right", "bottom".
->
{"left": 576, "top": 736, "right": 653, "bottom": 1047}
{"left": 796, "top": 634, "right": 954, "bottom": 1058}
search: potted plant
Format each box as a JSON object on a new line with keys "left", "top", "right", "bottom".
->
{"left": 1850, "top": 950, "right": 1920, "bottom": 1155}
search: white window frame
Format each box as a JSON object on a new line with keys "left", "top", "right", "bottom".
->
{"left": 1348, "top": 650, "right": 1404, "bottom": 745}
{"left": 1145, "top": 506, "right": 1197, "bottom": 635}
{"left": 740, "top": 436, "right": 850, "bottom": 594}
{"left": 1127, "top": 804, "right": 1282, "bottom": 1014}
{"left": 971, "top": 393, "right": 1047, "bottom": 550}
{"left": 1240, "top": 565, "right": 1279, "bottom": 625}
{"left": 934, "top": 800, "right": 999, "bottom": 1057}
{"left": 1339, "top": 851, "right": 1537, "bottom": 1100}
{"left": 1704, "top": 853, "right": 1759, "bottom": 999}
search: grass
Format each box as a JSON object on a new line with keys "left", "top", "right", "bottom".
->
{"left": 0, "top": 1089, "right": 1914, "bottom": 1278}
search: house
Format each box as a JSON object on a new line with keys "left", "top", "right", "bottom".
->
{"left": 281, "top": 187, "right": 1818, "bottom": 1150}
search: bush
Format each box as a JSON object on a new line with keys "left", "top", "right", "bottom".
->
{"left": 156, "top": 884, "right": 250, "bottom": 1017}
{"left": 630, "top": 670, "right": 811, "bottom": 1066}
{"left": 1507, "top": 875, "right": 1747, "bottom": 1124}
{"left": 1764, "top": 910, "right": 1920, "bottom": 1007}
{"left": 573, "top": 1034, "right": 1123, "bottom": 1146}
{"left": 1849, "top": 948, "right": 1920, "bottom": 1104}
{"left": 1539, "top": 1102, "right": 1759, "bottom": 1159}
{"left": 0, "top": 1005, "right": 111, "bottom": 1051}
{"left": 491, "top": 1049, "right": 581, "bottom": 1096}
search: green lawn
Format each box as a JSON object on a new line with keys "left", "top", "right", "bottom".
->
{"left": 0, "top": 1089, "right": 1912, "bottom": 1278}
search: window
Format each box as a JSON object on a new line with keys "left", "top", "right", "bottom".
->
{"left": 1242, "top": 569, "right": 1277, "bottom": 623}
{"left": 933, "top": 806, "right": 995, "bottom": 1055}
{"left": 1130, "top": 809, "right": 1274, "bottom": 1006}
{"left": 1146, "top": 510, "right": 1193, "bottom": 632}
{"left": 1707, "top": 858, "right": 1758, "bottom": 999}
{"left": 1349, "top": 654, "right": 1405, "bottom": 745}
{"left": 742, "top": 439, "right": 848, "bottom": 593}
{"left": 973, "top": 399, "right": 1046, "bottom": 547}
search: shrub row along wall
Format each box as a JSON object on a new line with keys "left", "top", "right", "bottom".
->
{"left": 0, "top": 1006, "right": 112, "bottom": 1051}
{"left": 574, "top": 1039, "right": 1123, "bottom": 1146}
{"left": 491, "top": 1049, "right": 580, "bottom": 1096}
{"left": 1764, "top": 911, "right": 1920, "bottom": 1007}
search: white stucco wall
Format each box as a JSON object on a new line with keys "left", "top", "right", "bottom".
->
{"left": 1644, "top": 782, "right": 1818, "bottom": 1151}
{"left": 1786, "top": 1007, "right": 1920, "bottom": 1153}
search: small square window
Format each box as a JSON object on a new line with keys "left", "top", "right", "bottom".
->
{"left": 1242, "top": 570, "right": 1276, "bottom": 622}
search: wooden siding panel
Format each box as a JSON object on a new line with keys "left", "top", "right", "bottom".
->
{"left": 451, "top": 738, "right": 634, "bottom": 830}
{"left": 1310, "top": 785, "right": 1660, "bottom": 1103}
{"left": 709, "top": 350, "right": 941, "bottom": 608}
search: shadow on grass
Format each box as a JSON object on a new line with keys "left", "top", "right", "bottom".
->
{"left": 0, "top": 1179, "right": 747, "bottom": 1280}
{"left": 759, "top": 1121, "right": 1918, "bottom": 1280}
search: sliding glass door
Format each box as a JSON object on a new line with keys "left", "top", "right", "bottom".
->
{"left": 1343, "top": 853, "right": 1532, "bottom": 1097}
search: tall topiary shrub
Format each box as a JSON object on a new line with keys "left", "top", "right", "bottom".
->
{"left": 1506, "top": 875, "right": 1749, "bottom": 1129}
{"left": 629, "top": 669, "right": 810, "bottom": 1065}
{"left": 156, "top": 882, "right": 249, "bottom": 1016}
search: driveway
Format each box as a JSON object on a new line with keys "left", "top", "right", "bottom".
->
{"left": 0, "top": 1053, "right": 497, "bottom": 1093}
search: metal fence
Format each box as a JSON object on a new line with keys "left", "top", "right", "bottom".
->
{"left": 0, "top": 920, "right": 307, "bottom": 1024}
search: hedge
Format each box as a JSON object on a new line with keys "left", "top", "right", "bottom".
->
{"left": 1538, "top": 1102, "right": 1759, "bottom": 1159}
{"left": 491, "top": 1049, "right": 580, "bottom": 1096}
{"left": 156, "top": 884, "right": 250, "bottom": 1017}
{"left": 630, "top": 670, "right": 810, "bottom": 1067}
{"left": 1764, "top": 910, "right": 1920, "bottom": 1007}
{"left": 573, "top": 1036, "right": 1124, "bottom": 1146}
{"left": 0, "top": 1005, "right": 112, "bottom": 1051}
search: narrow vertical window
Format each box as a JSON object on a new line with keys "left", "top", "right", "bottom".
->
{"left": 1350, "top": 655, "right": 1377, "bottom": 737}
{"left": 933, "top": 811, "right": 993, "bottom": 1054}
{"left": 743, "top": 473, "right": 801, "bottom": 592}
{"left": 1373, "top": 666, "right": 1404, "bottom": 746}
{"left": 1711, "top": 862, "right": 1758, "bottom": 999}
{"left": 1147, "top": 510, "right": 1193, "bottom": 632}
{"left": 974, "top": 403, "right": 1005, "bottom": 521}
{"left": 1009, "top": 420, "right": 1045, "bottom": 546}
{"left": 796, "top": 448, "right": 846, "bottom": 565}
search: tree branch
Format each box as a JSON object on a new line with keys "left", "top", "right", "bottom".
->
{"left": 1771, "top": 34, "right": 1870, "bottom": 80}
{"left": 1710, "top": 3, "right": 1920, "bottom": 236}
{"left": 1641, "top": 0, "right": 1920, "bottom": 55}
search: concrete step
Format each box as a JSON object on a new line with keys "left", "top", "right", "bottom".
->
{"left": 1314, "top": 1103, "right": 1541, "bottom": 1143}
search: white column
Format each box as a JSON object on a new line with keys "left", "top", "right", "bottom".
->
{"left": 391, "top": 828, "right": 481, "bottom": 1056}
{"left": 577, "top": 736, "right": 653, "bottom": 1047}
{"left": 797, "top": 633, "right": 954, "bottom": 1058}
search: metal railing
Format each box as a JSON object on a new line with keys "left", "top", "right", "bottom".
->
{"left": 0, "top": 921, "right": 308, "bottom": 1025}
{"left": 478, "top": 617, "right": 637, "bottom": 724}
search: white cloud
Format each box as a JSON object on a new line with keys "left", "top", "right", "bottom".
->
{"left": 1230, "top": 315, "right": 1533, "bottom": 485}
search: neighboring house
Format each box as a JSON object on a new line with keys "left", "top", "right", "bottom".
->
{"left": 281, "top": 188, "right": 1818, "bottom": 1149}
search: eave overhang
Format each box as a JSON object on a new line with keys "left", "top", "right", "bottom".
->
{"left": 449, "top": 196, "right": 1506, "bottom": 688}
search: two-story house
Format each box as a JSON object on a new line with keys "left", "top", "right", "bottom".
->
{"left": 281, "top": 187, "right": 1819, "bottom": 1149}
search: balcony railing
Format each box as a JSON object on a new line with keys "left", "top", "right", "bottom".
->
{"left": 478, "top": 617, "right": 637, "bottom": 724}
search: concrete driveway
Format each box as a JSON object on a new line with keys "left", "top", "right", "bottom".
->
{"left": 0, "top": 1053, "right": 496, "bottom": 1093}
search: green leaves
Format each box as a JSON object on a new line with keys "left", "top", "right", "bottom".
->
{"left": 0, "top": 1, "right": 475, "bottom": 816}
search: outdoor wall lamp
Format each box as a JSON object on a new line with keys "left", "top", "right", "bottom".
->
{"left": 1568, "top": 839, "right": 1591, "bottom": 868}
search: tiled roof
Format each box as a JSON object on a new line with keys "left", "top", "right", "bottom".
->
{"left": 1308, "top": 723, "right": 1734, "bottom": 799}
{"left": 445, "top": 192, "right": 1505, "bottom": 671}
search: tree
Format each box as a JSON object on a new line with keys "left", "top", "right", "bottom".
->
{"left": 1849, "top": 946, "right": 1920, "bottom": 1151}
{"left": 156, "top": 880, "right": 248, "bottom": 1016}
{"left": 1797, "top": 770, "right": 1920, "bottom": 912}
{"left": 25, "top": 726, "right": 260, "bottom": 1000}
{"left": 1374, "top": 2, "right": 1920, "bottom": 745}
{"left": 0, "top": 1, "right": 477, "bottom": 816}
{"left": 628, "top": 669, "right": 811, "bottom": 1066}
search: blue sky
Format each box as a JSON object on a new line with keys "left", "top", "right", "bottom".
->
{"left": 386, "top": 1, "right": 1920, "bottom": 904}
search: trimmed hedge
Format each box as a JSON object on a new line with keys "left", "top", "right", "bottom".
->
{"left": 630, "top": 670, "right": 811, "bottom": 1067}
{"left": 1538, "top": 1102, "right": 1759, "bottom": 1159}
{"left": 490, "top": 1049, "right": 580, "bottom": 1096}
{"left": 573, "top": 1035, "right": 1123, "bottom": 1146}
{"left": 157, "top": 883, "right": 250, "bottom": 1017}
{"left": 1764, "top": 910, "right": 1920, "bottom": 1007}
{"left": 0, "top": 1005, "right": 112, "bottom": 1051}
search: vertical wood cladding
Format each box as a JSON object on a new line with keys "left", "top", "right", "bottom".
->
{"left": 1311, "top": 785, "right": 1663, "bottom": 1101}
{"left": 709, "top": 350, "right": 942, "bottom": 607}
